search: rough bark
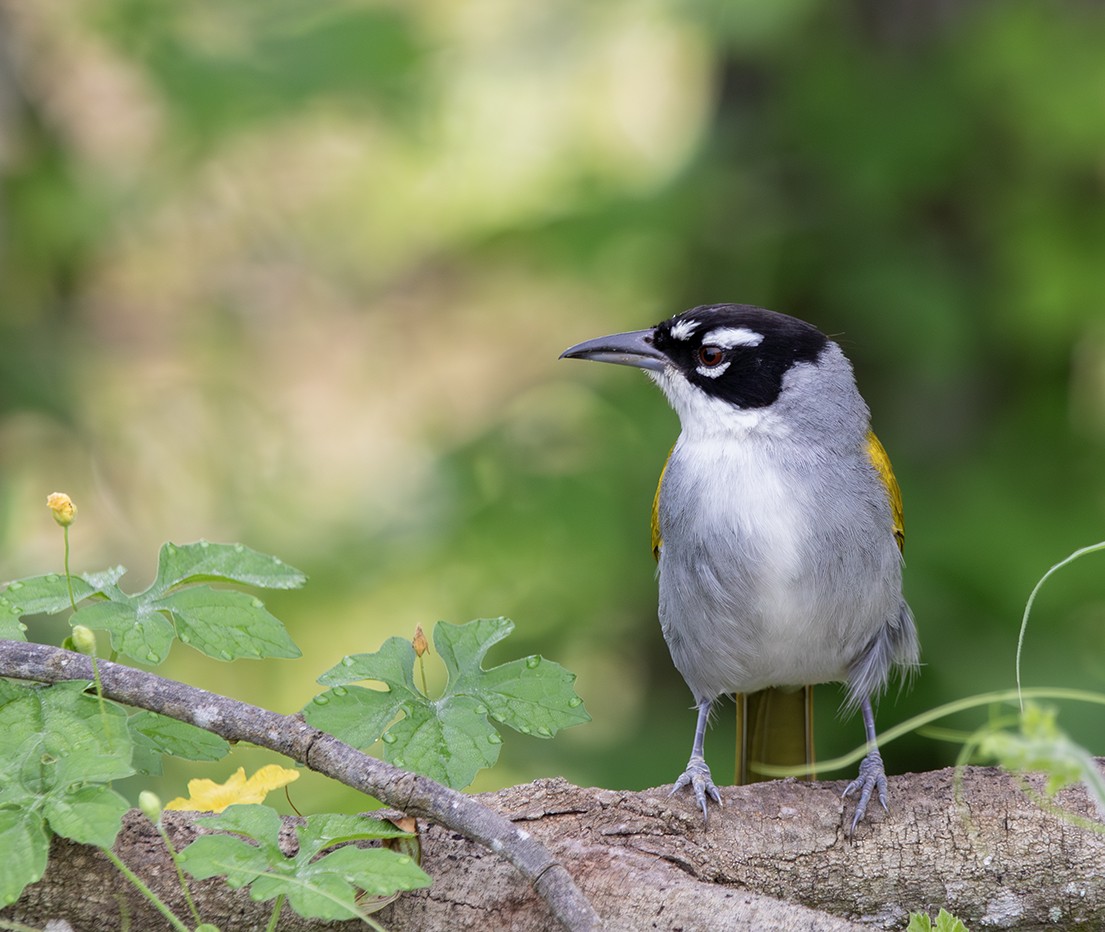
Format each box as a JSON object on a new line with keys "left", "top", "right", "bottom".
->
{"left": 6, "top": 765, "right": 1105, "bottom": 931}
{"left": 0, "top": 641, "right": 598, "bottom": 931}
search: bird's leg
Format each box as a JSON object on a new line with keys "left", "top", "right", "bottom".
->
{"left": 842, "top": 695, "right": 888, "bottom": 834}
{"left": 670, "top": 699, "right": 722, "bottom": 822}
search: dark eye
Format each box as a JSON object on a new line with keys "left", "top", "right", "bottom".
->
{"left": 697, "top": 345, "right": 725, "bottom": 367}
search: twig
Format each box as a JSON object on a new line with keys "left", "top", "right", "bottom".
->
{"left": 0, "top": 640, "right": 600, "bottom": 932}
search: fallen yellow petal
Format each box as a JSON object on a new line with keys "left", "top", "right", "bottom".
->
{"left": 164, "top": 765, "right": 300, "bottom": 812}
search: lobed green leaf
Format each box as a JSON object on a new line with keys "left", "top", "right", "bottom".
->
{"left": 0, "top": 574, "right": 99, "bottom": 617}
{"left": 0, "top": 811, "right": 50, "bottom": 908}
{"left": 42, "top": 783, "right": 130, "bottom": 848}
{"left": 317, "top": 637, "right": 419, "bottom": 691}
{"left": 72, "top": 599, "right": 175, "bottom": 665}
{"left": 155, "top": 587, "right": 301, "bottom": 661}
{"left": 178, "top": 833, "right": 274, "bottom": 886}
{"left": 0, "top": 598, "right": 28, "bottom": 640}
{"left": 302, "top": 685, "right": 405, "bottom": 749}
{"left": 293, "top": 813, "right": 414, "bottom": 862}
{"left": 384, "top": 696, "right": 501, "bottom": 788}
{"left": 152, "top": 541, "right": 306, "bottom": 596}
{"left": 180, "top": 806, "right": 429, "bottom": 923}
{"left": 305, "top": 618, "right": 588, "bottom": 789}
{"left": 128, "top": 710, "right": 230, "bottom": 776}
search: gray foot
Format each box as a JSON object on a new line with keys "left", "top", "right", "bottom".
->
{"left": 670, "top": 755, "right": 722, "bottom": 823}
{"left": 842, "top": 749, "right": 888, "bottom": 834}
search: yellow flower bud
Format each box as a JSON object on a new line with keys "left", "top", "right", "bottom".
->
{"left": 138, "top": 790, "right": 163, "bottom": 824}
{"left": 47, "top": 492, "right": 77, "bottom": 527}
{"left": 71, "top": 625, "right": 97, "bottom": 655}
{"left": 412, "top": 625, "right": 429, "bottom": 658}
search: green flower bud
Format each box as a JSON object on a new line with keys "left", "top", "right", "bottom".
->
{"left": 138, "top": 790, "right": 163, "bottom": 824}
{"left": 71, "top": 625, "right": 96, "bottom": 656}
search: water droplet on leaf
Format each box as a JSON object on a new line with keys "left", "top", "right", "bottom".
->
{"left": 568, "top": 697, "right": 583, "bottom": 708}
{"left": 487, "top": 733, "right": 503, "bottom": 745}
{"left": 314, "top": 694, "right": 330, "bottom": 705}
{"left": 382, "top": 733, "right": 397, "bottom": 744}
{"left": 525, "top": 655, "right": 541, "bottom": 669}
{"left": 332, "top": 686, "right": 348, "bottom": 697}
{"left": 7, "top": 582, "right": 23, "bottom": 591}
{"left": 536, "top": 726, "right": 552, "bottom": 737}
{"left": 341, "top": 656, "right": 355, "bottom": 667}
{"left": 233, "top": 544, "right": 245, "bottom": 553}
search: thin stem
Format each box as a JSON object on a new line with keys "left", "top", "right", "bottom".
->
{"left": 755, "top": 686, "right": 1105, "bottom": 777}
{"left": 63, "top": 525, "right": 77, "bottom": 613}
{"left": 417, "top": 653, "right": 429, "bottom": 697}
{"left": 158, "top": 823, "right": 203, "bottom": 927}
{"left": 1016, "top": 541, "right": 1105, "bottom": 711}
{"left": 264, "top": 894, "right": 285, "bottom": 932}
{"left": 101, "top": 848, "right": 192, "bottom": 932}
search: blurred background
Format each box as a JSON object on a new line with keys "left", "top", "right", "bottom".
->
{"left": 2, "top": 0, "right": 1104, "bottom": 815}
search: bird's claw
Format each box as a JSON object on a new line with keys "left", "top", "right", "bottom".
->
{"left": 842, "top": 749, "right": 889, "bottom": 835}
{"left": 670, "top": 755, "right": 722, "bottom": 823}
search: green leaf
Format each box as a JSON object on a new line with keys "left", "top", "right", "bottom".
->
{"left": 907, "top": 909, "right": 970, "bottom": 932}
{"left": 293, "top": 813, "right": 413, "bottom": 862}
{"left": 0, "top": 597, "right": 28, "bottom": 640}
{"left": 0, "top": 682, "right": 134, "bottom": 804}
{"left": 385, "top": 696, "right": 501, "bottom": 787}
{"left": 0, "top": 573, "right": 98, "bottom": 616}
{"left": 273, "top": 845, "right": 427, "bottom": 919}
{"left": 155, "top": 587, "right": 301, "bottom": 661}
{"left": 43, "top": 783, "right": 130, "bottom": 847}
{"left": 179, "top": 805, "right": 429, "bottom": 923}
{"left": 317, "top": 637, "right": 419, "bottom": 691}
{"left": 0, "top": 810, "right": 50, "bottom": 908}
{"left": 72, "top": 599, "right": 175, "bottom": 665}
{"left": 437, "top": 618, "right": 590, "bottom": 737}
{"left": 305, "top": 618, "right": 588, "bottom": 789}
{"left": 178, "top": 833, "right": 274, "bottom": 885}
{"left": 302, "top": 685, "right": 405, "bottom": 749}
{"left": 129, "top": 710, "right": 230, "bottom": 775}
{"left": 152, "top": 541, "right": 306, "bottom": 595}
{"left": 307, "top": 844, "right": 428, "bottom": 897}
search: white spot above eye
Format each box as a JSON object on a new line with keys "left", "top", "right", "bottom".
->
{"left": 703, "top": 326, "right": 764, "bottom": 349}
{"left": 696, "top": 360, "right": 731, "bottom": 379}
{"left": 670, "top": 319, "right": 699, "bottom": 341}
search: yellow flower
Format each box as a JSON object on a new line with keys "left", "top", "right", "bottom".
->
{"left": 47, "top": 492, "right": 77, "bottom": 527}
{"left": 164, "top": 765, "right": 300, "bottom": 812}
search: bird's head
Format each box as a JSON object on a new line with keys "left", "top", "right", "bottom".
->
{"left": 561, "top": 304, "right": 839, "bottom": 437}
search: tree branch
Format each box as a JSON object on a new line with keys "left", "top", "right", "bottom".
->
{"left": 0, "top": 640, "right": 599, "bottom": 932}
{"left": 8, "top": 768, "right": 1105, "bottom": 930}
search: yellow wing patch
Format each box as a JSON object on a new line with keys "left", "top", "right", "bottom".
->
{"left": 867, "top": 430, "right": 905, "bottom": 554}
{"left": 651, "top": 446, "right": 674, "bottom": 563}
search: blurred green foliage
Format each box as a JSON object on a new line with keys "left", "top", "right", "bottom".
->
{"left": 2, "top": 0, "right": 1104, "bottom": 812}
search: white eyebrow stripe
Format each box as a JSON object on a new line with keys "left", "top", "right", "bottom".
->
{"left": 670, "top": 319, "right": 699, "bottom": 341}
{"left": 703, "top": 326, "right": 764, "bottom": 349}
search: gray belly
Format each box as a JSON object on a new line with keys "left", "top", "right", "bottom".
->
{"left": 655, "top": 443, "right": 902, "bottom": 702}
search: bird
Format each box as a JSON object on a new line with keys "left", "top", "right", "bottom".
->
{"left": 561, "top": 303, "right": 919, "bottom": 832}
